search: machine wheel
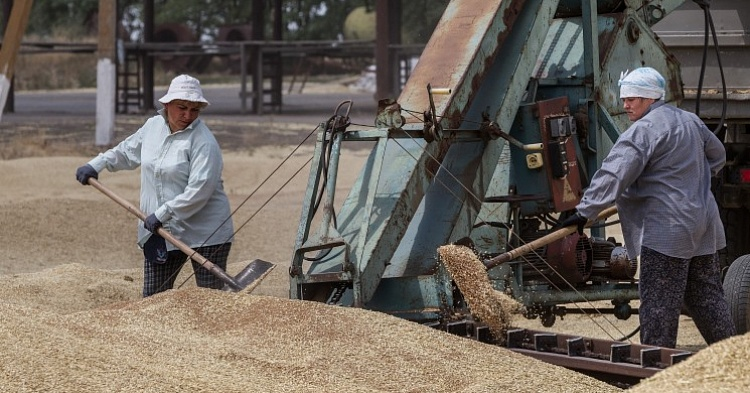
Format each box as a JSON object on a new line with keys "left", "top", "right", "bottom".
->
{"left": 612, "top": 301, "right": 632, "bottom": 320}
{"left": 722, "top": 254, "right": 750, "bottom": 334}
{"left": 540, "top": 307, "right": 556, "bottom": 327}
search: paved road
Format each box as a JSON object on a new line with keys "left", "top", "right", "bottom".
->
{"left": 0, "top": 84, "right": 381, "bottom": 158}
{"left": 3, "top": 84, "right": 377, "bottom": 126}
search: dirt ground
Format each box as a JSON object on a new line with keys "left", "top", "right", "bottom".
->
{"left": 0, "top": 81, "right": 709, "bottom": 356}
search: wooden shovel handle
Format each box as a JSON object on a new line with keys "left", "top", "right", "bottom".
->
{"left": 87, "top": 178, "right": 227, "bottom": 278}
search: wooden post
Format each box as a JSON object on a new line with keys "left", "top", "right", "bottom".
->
{"left": 96, "top": 0, "right": 117, "bottom": 146}
{"left": 375, "top": 0, "right": 401, "bottom": 101}
{"left": 251, "top": 0, "right": 265, "bottom": 115}
{"left": 2, "top": 0, "right": 14, "bottom": 113}
{"left": 142, "top": 0, "right": 154, "bottom": 111}
{"left": 0, "top": 0, "right": 33, "bottom": 123}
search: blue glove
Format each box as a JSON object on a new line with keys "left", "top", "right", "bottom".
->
{"left": 75, "top": 164, "right": 98, "bottom": 185}
{"left": 559, "top": 211, "right": 588, "bottom": 235}
{"left": 144, "top": 213, "right": 163, "bottom": 234}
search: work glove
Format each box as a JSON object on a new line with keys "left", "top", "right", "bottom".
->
{"left": 143, "top": 233, "right": 168, "bottom": 264}
{"left": 75, "top": 164, "right": 98, "bottom": 185}
{"left": 559, "top": 211, "right": 588, "bottom": 235}
{"left": 144, "top": 213, "right": 163, "bottom": 234}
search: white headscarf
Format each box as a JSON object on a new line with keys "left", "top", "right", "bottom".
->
{"left": 618, "top": 67, "right": 666, "bottom": 100}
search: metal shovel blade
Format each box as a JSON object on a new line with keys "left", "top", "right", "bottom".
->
{"left": 230, "top": 259, "right": 276, "bottom": 294}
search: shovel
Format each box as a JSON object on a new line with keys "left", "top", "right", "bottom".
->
{"left": 88, "top": 178, "right": 275, "bottom": 293}
{"left": 483, "top": 206, "right": 619, "bottom": 270}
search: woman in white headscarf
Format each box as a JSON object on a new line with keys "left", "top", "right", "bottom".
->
{"left": 560, "top": 67, "right": 735, "bottom": 348}
{"left": 75, "top": 74, "right": 234, "bottom": 297}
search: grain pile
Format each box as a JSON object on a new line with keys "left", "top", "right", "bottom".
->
{"left": 630, "top": 333, "right": 750, "bottom": 392}
{"left": 438, "top": 244, "right": 523, "bottom": 343}
{"left": 0, "top": 263, "right": 622, "bottom": 392}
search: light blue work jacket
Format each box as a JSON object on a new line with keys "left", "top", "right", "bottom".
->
{"left": 577, "top": 101, "right": 725, "bottom": 260}
{"left": 88, "top": 110, "right": 234, "bottom": 250}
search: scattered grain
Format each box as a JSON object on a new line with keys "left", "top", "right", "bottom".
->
{"left": 438, "top": 244, "right": 523, "bottom": 343}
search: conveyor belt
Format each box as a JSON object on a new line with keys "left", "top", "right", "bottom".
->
{"left": 430, "top": 321, "right": 692, "bottom": 388}
{"left": 504, "top": 328, "right": 691, "bottom": 387}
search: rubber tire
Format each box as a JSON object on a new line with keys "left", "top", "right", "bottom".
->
{"left": 723, "top": 254, "right": 750, "bottom": 334}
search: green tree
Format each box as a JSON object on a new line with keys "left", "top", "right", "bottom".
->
{"left": 402, "top": 0, "right": 448, "bottom": 44}
{"left": 14, "top": 0, "right": 446, "bottom": 43}
{"left": 283, "top": 0, "right": 367, "bottom": 40}
{"left": 154, "top": 0, "right": 253, "bottom": 41}
{"left": 281, "top": 0, "right": 447, "bottom": 43}
{"left": 25, "top": 0, "right": 99, "bottom": 38}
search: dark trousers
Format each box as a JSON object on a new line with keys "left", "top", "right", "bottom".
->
{"left": 142, "top": 243, "right": 232, "bottom": 297}
{"left": 639, "top": 246, "right": 735, "bottom": 348}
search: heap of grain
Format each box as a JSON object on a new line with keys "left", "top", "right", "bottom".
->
{"left": 0, "top": 263, "right": 620, "bottom": 392}
{"left": 629, "top": 333, "right": 750, "bottom": 392}
{"left": 438, "top": 244, "right": 523, "bottom": 342}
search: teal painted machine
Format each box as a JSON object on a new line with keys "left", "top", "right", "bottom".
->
{"left": 289, "top": 0, "right": 687, "bottom": 328}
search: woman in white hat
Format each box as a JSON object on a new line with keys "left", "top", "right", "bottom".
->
{"left": 560, "top": 67, "right": 735, "bottom": 348}
{"left": 75, "top": 74, "right": 235, "bottom": 297}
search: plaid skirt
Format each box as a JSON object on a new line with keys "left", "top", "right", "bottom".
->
{"left": 142, "top": 243, "right": 232, "bottom": 297}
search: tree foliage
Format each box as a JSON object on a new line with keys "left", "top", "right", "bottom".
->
{"left": 153, "top": 0, "right": 253, "bottom": 40}
{"left": 11, "top": 0, "right": 446, "bottom": 43}
{"left": 24, "top": 0, "right": 102, "bottom": 38}
{"left": 401, "top": 0, "right": 448, "bottom": 44}
{"left": 279, "top": 0, "right": 448, "bottom": 43}
{"left": 283, "top": 0, "right": 366, "bottom": 41}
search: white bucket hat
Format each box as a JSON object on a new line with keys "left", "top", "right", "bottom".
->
{"left": 618, "top": 67, "right": 666, "bottom": 100}
{"left": 158, "top": 74, "right": 210, "bottom": 105}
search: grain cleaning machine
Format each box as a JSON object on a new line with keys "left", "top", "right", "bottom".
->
{"left": 289, "top": 0, "right": 750, "bottom": 334}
